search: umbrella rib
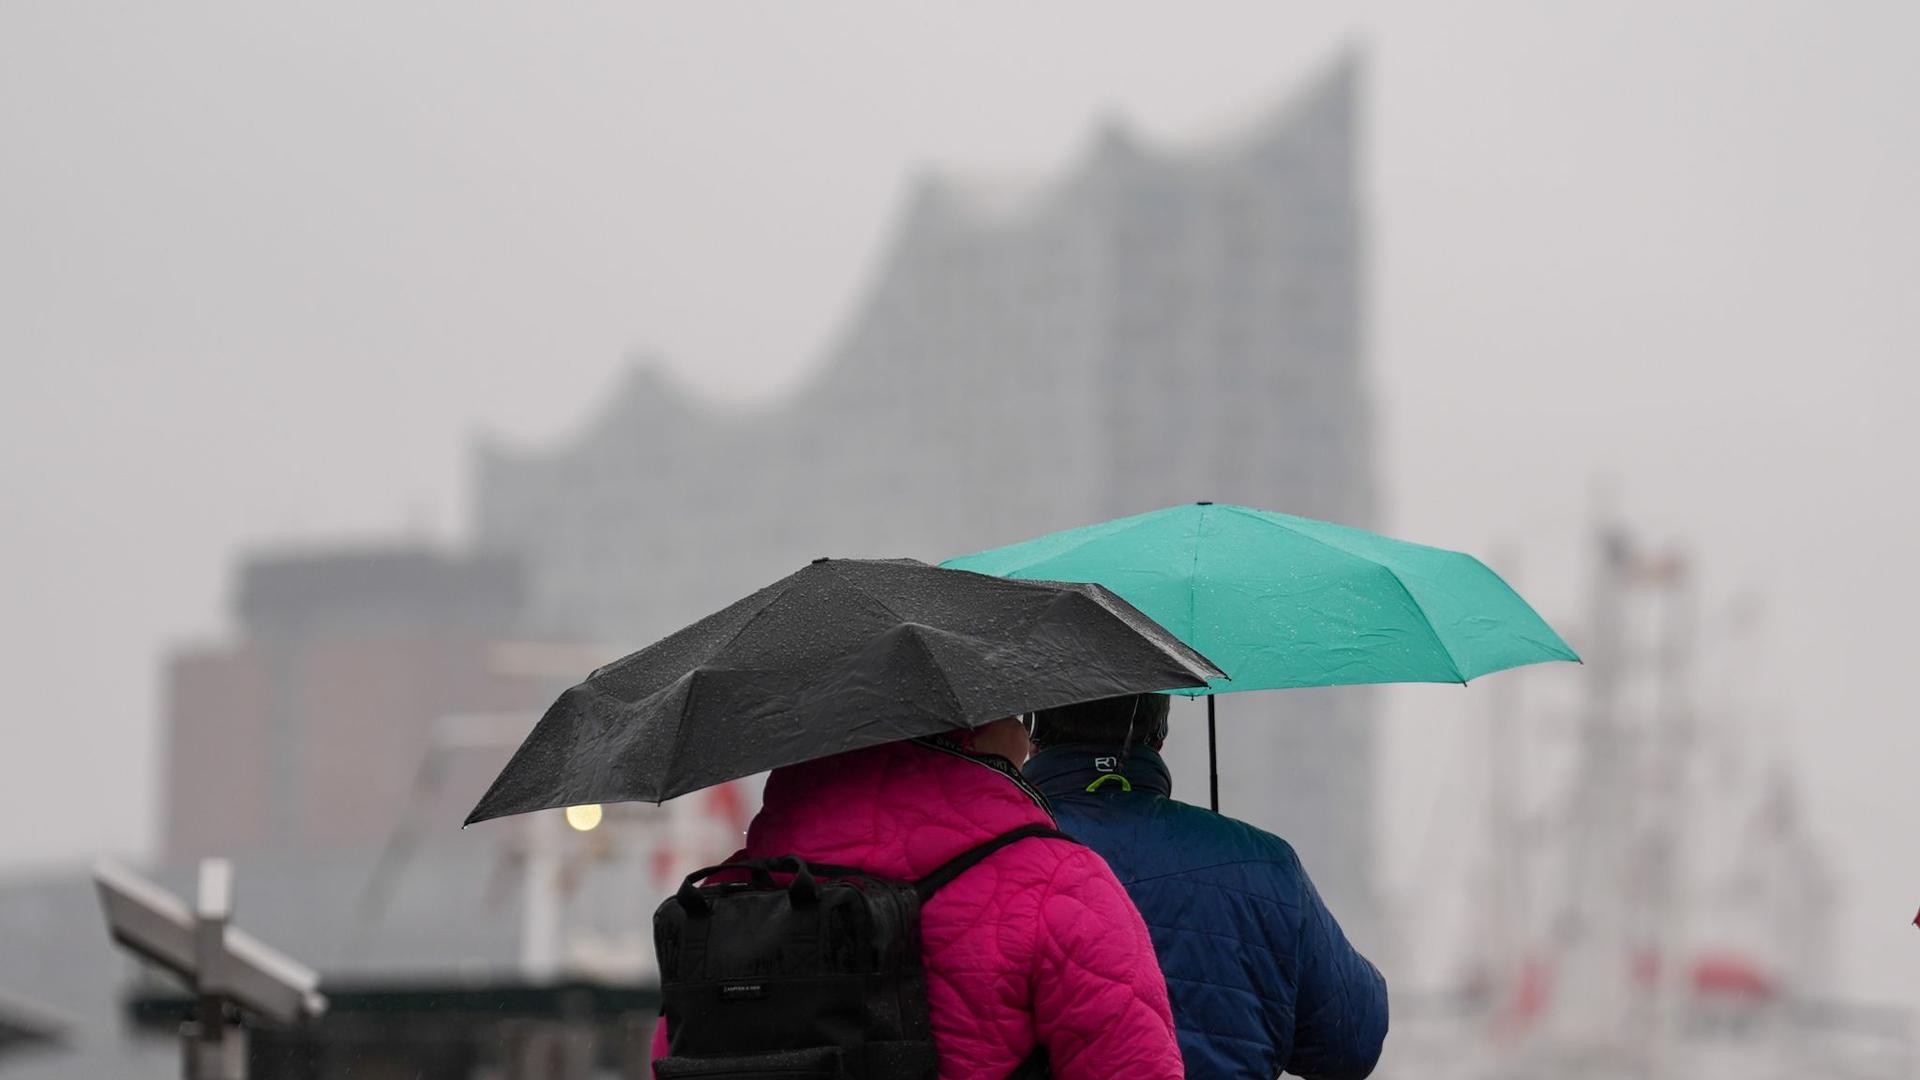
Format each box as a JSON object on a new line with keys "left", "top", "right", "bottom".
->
{"left": 897, "top": 625, "right": 970, "bottom": 726}
{"left": 1217, "top": 506, "right": 1469, "bottom": 683}
{"left": 1373, "top": 567, "right": 1469, "bottom": 683}
{"left": 700, "top": 579, "right": 801, "bottom": 662}
{"left": 820, "top": 561, "right": 909, "bottom": 622}
{"left": 1056, "top": 588, "right": 1221, "bottom": 685}
{"left": 651, "top": 671, "right": 704, "bottom": 803}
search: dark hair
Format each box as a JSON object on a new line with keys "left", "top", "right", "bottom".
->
{"left": 1028, "top": 694, "right": 1170, "bottom": 751}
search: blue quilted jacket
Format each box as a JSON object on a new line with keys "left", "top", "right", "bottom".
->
{"left": 1026, "top": 744, "right": 1388, "bottom": 1080}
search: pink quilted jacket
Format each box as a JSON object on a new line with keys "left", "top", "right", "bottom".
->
{"left": 653, "top": 737, "right": 1183, "bottom": 1080}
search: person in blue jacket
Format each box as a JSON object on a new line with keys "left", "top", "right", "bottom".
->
{"left": 1023, "top": 694, "right": 1388, "bottom": 1080}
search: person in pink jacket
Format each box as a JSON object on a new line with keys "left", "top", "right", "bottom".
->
{"left": 654, "top": 717, "right": 1184, "bottom": 1080}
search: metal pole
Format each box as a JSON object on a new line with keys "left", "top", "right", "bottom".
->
{"left": 189, "top": 859, "right": 245, "bottom": 1080}
{"left": 182, "top": 998, "right": 245, "bottom": 1080}
{"left": 1207, "top": 695, "right": 1219, "bottom": 813}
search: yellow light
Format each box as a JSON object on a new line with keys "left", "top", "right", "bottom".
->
{"left": 564, "top": 804, "right": 604, "bottom": 832}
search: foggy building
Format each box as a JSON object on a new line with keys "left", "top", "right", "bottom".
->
{"left": 475, "top": 59, "right": 1381, "bottom": 919}
{"left": 0, "top": 547, "right": 630, "bottom": 1080}
{"left": 163, "top": 546, "right": 560, "bottom": 857}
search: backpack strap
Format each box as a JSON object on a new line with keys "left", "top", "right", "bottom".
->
{"left": 915, "top": 824, "right": 1077, "bottom": 901}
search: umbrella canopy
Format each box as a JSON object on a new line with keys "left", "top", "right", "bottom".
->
{"left": 942, "top": 502, "right": 1578, "bottom": 694}
{"left": 466, "top": 558, "right": 1223, "bottom": 823}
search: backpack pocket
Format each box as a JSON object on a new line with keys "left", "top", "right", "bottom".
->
{"left": 654, "top": 1046, "right": 844, "bottom": 1079}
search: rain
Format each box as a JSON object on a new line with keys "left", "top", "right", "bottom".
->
{"left": 3, "top": 4, "right": 1918, "bottom": 1078}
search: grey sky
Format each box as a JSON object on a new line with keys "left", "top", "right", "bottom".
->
{"left": 3, "top": 1, "right": 1916, "bottom": 1005}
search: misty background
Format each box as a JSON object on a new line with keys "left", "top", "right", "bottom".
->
{"left": 4, "top": 0, "right": 1917, "bottom": 1019}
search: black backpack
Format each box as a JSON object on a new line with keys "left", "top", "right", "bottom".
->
{"left": 652, "top": 823, "right": 1075, "bottom": 1080}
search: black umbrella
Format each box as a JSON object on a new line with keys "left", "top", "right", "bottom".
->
{"left": 465, "top": 557, "right": 1224, "bottom": 823}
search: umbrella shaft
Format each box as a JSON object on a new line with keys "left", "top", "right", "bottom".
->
{"left": 1208, "top": 696, "right": 1219, "bottom": 813}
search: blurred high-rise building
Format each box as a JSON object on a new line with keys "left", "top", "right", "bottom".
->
{"left": 2, "top": 546, "right": 617, "bottom": 1080}
{"left": 475, "top": 58, "right": 1380, "bottom": 920}
{"left": 162, "top": 546, "right": 550, "bottom": 856}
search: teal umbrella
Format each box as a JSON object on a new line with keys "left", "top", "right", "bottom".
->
{"left": 943, "top": 502, "right": 1579, "bottom": 810}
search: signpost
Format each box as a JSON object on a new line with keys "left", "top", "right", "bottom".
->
{"left": 94, "top": 858, "right": 327, "bottom": 1080}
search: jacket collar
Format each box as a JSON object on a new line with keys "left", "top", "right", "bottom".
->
{"left": 912, "top": 734, "right": 1054, "bottom": 815}
{"left": 1023, "top": 742, "right": 1173, "bottom": 800}
{"left": 748, "top": 737, "right": 1058, "bottom": 877}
